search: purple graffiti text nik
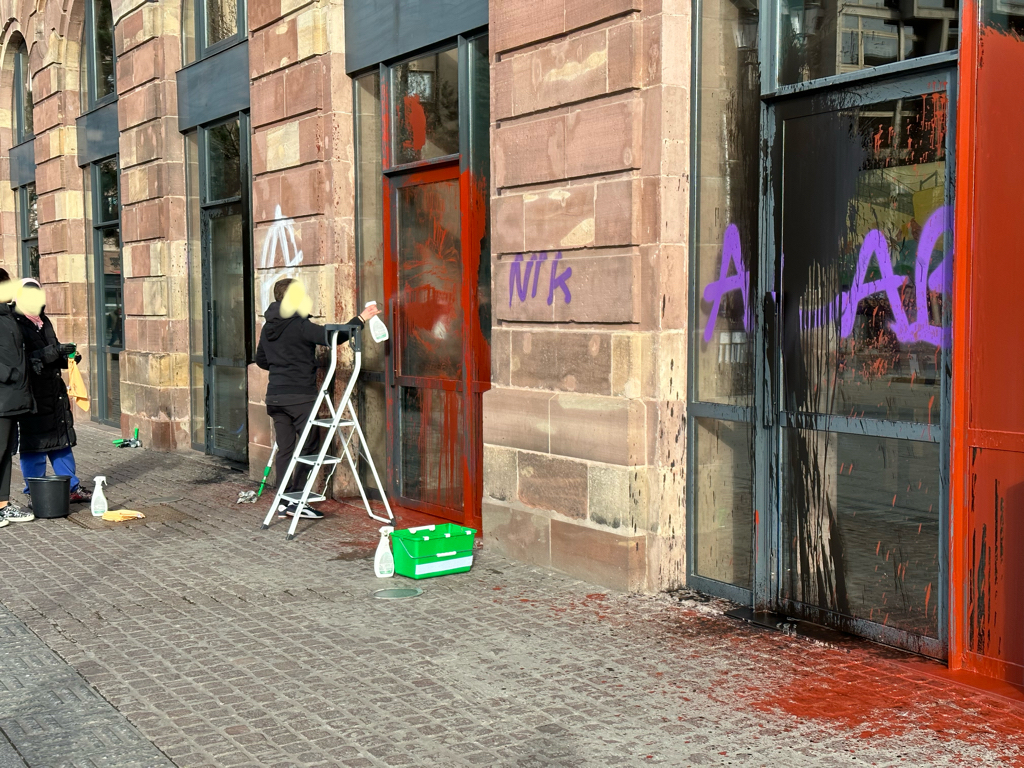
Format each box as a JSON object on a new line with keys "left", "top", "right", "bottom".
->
{"left": 509, "top": 252, "right": 572, "bottom": 306}
{"left": 702, "top": 206, "right": 952, "bottom": 348}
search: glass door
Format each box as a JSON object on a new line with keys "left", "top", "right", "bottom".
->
{"left": 764, "top": 71, "right": 955, "bottom": 657}
{"left": 386, "top": 165, "right": 471, "bottom": 520}
{"left": 189, "top": 115, "right": 252, "bottom": 462}
{"left": 201, "top": 203, "right": 248, "bottom": 458}
{"left": 90, "top": 157, "right": 123, "bottom": 427}
{"left": 356, "top": 36, "right": 490, "bottom": 527}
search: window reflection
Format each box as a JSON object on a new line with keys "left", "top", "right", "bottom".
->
{"left": 14, "top": 40, "right": 33, "bottom": 142}
{"left": 781, "top": 94, "right": 949, "bottom": 424}
{"left": 206, "top": 119, "right": 242, "bottom": 202}
{"left": 393, "top": 48, "right": 460, "bottom": 165}
{"left": 97, "top": 158, "right": 119, "bottom": 223}
{"left": 779, "top": 0, "right": 958, "bottom": 85}
{"left": 93, "top": 0, "right": 116, "bottom": 101}
{"left": 206, "top": 0, "right": 239, "bottom": 48}
{"left": 695, "top": 2, "right": 760, "bottom": 407}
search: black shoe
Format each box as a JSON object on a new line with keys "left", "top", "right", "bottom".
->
{"left": 283, "top": 502, "right": 324, "bottom": 520}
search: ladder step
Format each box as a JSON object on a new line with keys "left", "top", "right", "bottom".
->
{"left": 295, "top": 454, "right": 344, "bottom": 465}
{"left": 282, "top": 492, "right": 327, "bottom": 503}
{"left": 311, "top": 419, "right": 355, "bottom": 428}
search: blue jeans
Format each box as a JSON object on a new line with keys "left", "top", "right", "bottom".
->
{"left": 20, "top": 447, "right": 80, "bottom": 493}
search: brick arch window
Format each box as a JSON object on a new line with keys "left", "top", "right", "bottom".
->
{"left": 183, "top": 0, "right": 247, "bottom": 64}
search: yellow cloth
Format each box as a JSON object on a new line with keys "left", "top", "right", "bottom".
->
{"left": 101, "top": 510, "right": 145, "bottom": 522}
{"left": 67, "top": 358, "right": 90, "bottom": 413}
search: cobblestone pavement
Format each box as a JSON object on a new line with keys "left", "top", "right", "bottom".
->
{"left": 0, "top": 603, "right": 172, "bottom": 768}
{"left": 1, "top": 421, "right": 1023, "bottom": 767}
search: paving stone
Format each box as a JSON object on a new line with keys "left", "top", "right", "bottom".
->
{"left": 0, "top": 422, "right": 1021, "bottom": 766}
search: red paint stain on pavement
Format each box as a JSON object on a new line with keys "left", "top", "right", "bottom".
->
{"left": 753, "top": 665, "right": 1024, "bottom": 747}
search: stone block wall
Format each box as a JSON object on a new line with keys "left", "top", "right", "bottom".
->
{"left": 247, "top": 0, "right": 360, "bottom": 492}
{"left": 114, "top": 0, "right": 190, "bottom": 449}
{"left": 485, "top": 0, "right": 691, "bottom": 593}
{"left": 0, "top": 2, "right": 91, "bottom": 422}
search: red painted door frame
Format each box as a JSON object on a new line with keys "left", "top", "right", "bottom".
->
{"left": 949, "top": 0, "right": 1024, "bottom": 686}
{"left": 380, "top": 160, "right": 486, "bottom": 530}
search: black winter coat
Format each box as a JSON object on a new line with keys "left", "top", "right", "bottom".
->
{"left": 0, "top": 304, "right": 32, "bottom": 418}
{"left": 255, "top": 303, "right": 363, "bottom": 400}
{"left": 15, "top": 312, "right": 76, "bottom": 453}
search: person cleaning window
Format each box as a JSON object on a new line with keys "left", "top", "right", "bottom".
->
{"left": 255, "top": 278, "right": 379, "bottom": 519}
{"left": 15, "top": 278, "right": 91, "bottom": 505}
{"left": 0, "top": 270, "right": 34, "bottom": 526}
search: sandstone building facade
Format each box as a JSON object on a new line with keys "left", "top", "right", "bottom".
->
{"left": 4, "top": 0, "right": 1024, "bottom": 691}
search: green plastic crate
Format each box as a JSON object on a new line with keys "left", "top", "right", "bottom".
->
{"left": 392, "top": 523, "right": 476, "bottom": 579}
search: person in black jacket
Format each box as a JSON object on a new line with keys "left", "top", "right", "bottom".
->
{"left": 255, "top": 277, "right": 378, "bottom": 519}
{"left": 0, "top": 270, "right": 35, "bottom": 526}
{"left": 14, "top": 278, "right": 91, "bottom": 504}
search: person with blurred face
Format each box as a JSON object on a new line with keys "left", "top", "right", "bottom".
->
{"left": 15, "top": 278, "right": 90, "bottom": 504}
{"left": 0, "top": 270, "right": 34, "bottom": 526}
{"left": 255, "top": 278, "right": 379, "bottom": 520}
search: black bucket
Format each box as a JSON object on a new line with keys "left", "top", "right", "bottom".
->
{"left": 27, "top": 476, "right": 71, "bottom": 519}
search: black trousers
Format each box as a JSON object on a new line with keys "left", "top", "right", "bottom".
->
{"left": 267, "top": 401, "right": 319, "bottom": 497}
{"left": 0, "top": 418, "right": 17, "bottom": 502}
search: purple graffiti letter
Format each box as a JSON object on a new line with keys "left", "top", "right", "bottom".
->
{"left": 841, "top": 230, "right": 910, "bottom": 339}
{"left": 531, "top": 253, "right": 547, "bottom": 298}
{"left": 547, "top": 252, "right": 572, "bottom": 305}
{"left": 508, "top": 254, "right": 534, "bottom": 306}
{"left": 909, "top": 205, "right": 951, "bottom": 347}
{"left": 702, "top": 224, "right": 750, "bottom": 343}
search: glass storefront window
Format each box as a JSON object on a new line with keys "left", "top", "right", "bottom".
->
{"left": 781, "top": 430, "right": 940, "bottom": 637}
{"left": 392, "top": 47, "right": 460, "bottom": 165}
{"left": 186, "top": 133, "right": 205, "bottom": 447}
{"left": 18, "top": 184, "right": 39, "bottom": 281}
{"left": 779, "top": 0, "right": 958, "bottom": 85}
{"left": 694, "top": 419, "right": 754, "bottom": 589}
{"left": 206, "top": 119, "right": 242, "bottom": 202}
{"left": 780, "top": 94, "right": 949, "bottom": 424}
{"left": 89, "top": 158, "right": 123, "bottom": 427}
{"left": 691, "top": 0, "right": 760, "bottom": 592}
{"left": 356, "top": 72, "right": 385, "bottom": 372}
{"left": 97, "top": 158, "right": 119, "bottom": 222}
{"left": 396, "top": 180, "right": 463, "bottom": 380}
{"left": 695, "top": 1, "right": 760, "bottom": 407}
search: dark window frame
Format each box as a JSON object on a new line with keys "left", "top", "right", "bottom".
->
{"left": 16, "top": 183, "right": 38, "bottom": 280}
{"left": 88, "top": 155, "right": 123, "bottom": 427}
{"left": 186, "top": 112, "right": 254, "bottom": 460}
{"left": 190, "top": 0, "right": 248, "bottom": 63}
{"left": 84, "top": 0, "right": 117, "bottom": 110}
{"left": 12, "top": 38, "right": 33, "bottom": 144}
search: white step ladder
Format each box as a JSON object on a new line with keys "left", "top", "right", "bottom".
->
{"left": 260, "top": 322, "right": 395, "bottom": 540}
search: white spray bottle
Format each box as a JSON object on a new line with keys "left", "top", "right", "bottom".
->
{"left": 374, "top": 526, "right": 395, "bottom": 578}
{"left": 365, "top": 301, "right": 389, "bottom": 343}
{"left": 91, "top": 476, "right": 108, "bottom": 517}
